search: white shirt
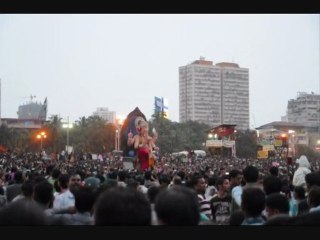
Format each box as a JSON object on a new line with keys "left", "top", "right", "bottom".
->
{"left": 232, "top": 185, "right": 242, "bottom": 207}
{"left": 310, "top": 205, "right": 320, "bottom": 213}
{"left": 205, "top": 186, "right": 217, "bottom": 200}
{"left": 53, "top": 189, "right": 75, "bottom": 212}
{"left": 293, "top": 156, "right": 311, "bottom": 187}
{"left": 137, "top": 185, "right": 148, "bottom": 194}
{"left": 292, "top": 167, "right": 311, "bottom": 187}
{"left": 12, "top": 194, "right": 25, "bottom": 202}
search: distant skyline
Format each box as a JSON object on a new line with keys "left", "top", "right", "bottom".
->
{"left": 0, "top": 14, "right": 319, "bottom": 128}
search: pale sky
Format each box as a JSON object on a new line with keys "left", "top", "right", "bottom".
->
{"left": 0, "top": 14, "right": 319, "bottom": 128}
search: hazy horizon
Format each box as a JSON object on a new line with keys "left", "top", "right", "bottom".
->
{"left": 0, "top": 14, "right": 319, "bottom": 128}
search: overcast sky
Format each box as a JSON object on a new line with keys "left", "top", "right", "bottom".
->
{"left": 0, "top": 14, "right": 319, "bottom": 128}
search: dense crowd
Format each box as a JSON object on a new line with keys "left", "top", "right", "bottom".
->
{"left": 0, "top": 150, "right": 320, "bottom": 225}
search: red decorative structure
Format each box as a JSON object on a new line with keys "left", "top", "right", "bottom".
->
{"left": 206, "top": 124, "right": 237, "bottom": 158}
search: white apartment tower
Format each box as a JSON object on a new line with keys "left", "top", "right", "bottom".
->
{"left": 93, "top": 107, "right": 116, "bottom": 124}
{"left": 287, "top": 92, "right": 320, "bottom": 127}
{"left": 179, "top": 57, "right": 249, "bottom": 130}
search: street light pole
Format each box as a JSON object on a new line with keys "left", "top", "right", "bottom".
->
{"left": 36, "top": 131, "right": 47, "bottom": 151}
{"left": 115, "top": 129, "right": 119, "bottom": 151}
{"left": 117, "top": 129, "right": 120, "bottom": 152}
{"left": 115, "top": 116, "right": 124, "bottom": 152}
{"left": 288, "top": 130, "right": 296, "bottom": 158}
{"left": 67, "top": 116, "right": 69, "bottom": 149}
{"left": 62, "top": 116, "right": 73, "bottom": 154}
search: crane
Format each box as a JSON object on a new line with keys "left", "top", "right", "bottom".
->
{"left": 20, "top": 94, "right": 36, "bottom": 102}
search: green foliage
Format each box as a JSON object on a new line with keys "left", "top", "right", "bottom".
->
{"left": 72, "top": 116, "right": 116, "bottom": 153}
{"left": 296, "top": 145, "right": 320, "bottom": 162}
{"left": 149, "top": 114, "right": 209, "bottom": 154}
{"left": 0, "top": 124, "right": 10, "bottom": 147}
{"left": 0, "top": 112, "right": 282, "bottom": 160}
{"left": 235, "top": 129, "right": 257, "bottom": 158}
{"left": 43, "top": 115, "right": 63, "bottom": 153}
{"left": 0, "top": 124, "right": 35, "bottom": 152}
{"left": 0, "top": 115, "right": 118, "bottom": 155}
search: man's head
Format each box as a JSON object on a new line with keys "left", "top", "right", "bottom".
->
{"left": 69, "top": 173, "right": 82, "bottom": 194}
{"left": 305, "top": 172, "right": 320, "bottom": 192}
{"left": 241, "top": 187, "right": 266, "bottom": 218}
{"left": 307, "top": 185, "right": 320, "bottom": 208}
{"left": 14, "top": 171, "right": 24, "bottom": 184}
{"left": 33, "top": 180, "right": 54, "bottom": 208}
{"left": 94, "top": 187, "right": 151, "bottom": 225}
{"left": 69, "top": 173, "right": 82, "bottom": 187}
{"left": 158, "top": 174, "right": 171, "bottom": 188}
{"left": 58, "top": 174, "right": 70, "bottom": 190}
{"left": 172, "top": 175, "right": 182, "bottom": 185}
{"left": 190, "top": 174, "right": 206, "bottom": 195}
{"left": 242, "top": 165, "right": 259, "bottom": 184}
{"left": 215, "top": 176, "right": 231, "bottom": 193}
{"left": 265, "top": 193, "right": 289, "bottom": 219}
{"left": 293, "top": 186, "right": 306, "bottom": 200}
{"left": 74, "top": 186, "right": 96, "bottom": 214}
{"left": 269, "top": 166, "right": 279, "bottom": 177}
{"left": 229, "top": 169, "right": 242, "bottom": 187}
{"left": 263, "top": 175, "right": 282, "bottom": 196}
{"left": 155, "top": 186, "right": 200, "bottom": 225}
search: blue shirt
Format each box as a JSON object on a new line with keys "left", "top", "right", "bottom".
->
{"left": 241, "top": 216, "right": 265, "bottom": 225}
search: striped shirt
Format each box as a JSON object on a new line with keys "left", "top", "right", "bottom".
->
{"left": 198, "top": 194, "right": 212, "bottom": 220}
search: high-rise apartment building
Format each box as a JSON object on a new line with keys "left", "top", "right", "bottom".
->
{"left": 93, "top": 107, "right": 116, "bottom": 123}
{"left": 287, "top": 92, "right": 320, "bottom": 127}
{"left": 179, "top": 57, "right": 249, "bottom": 130}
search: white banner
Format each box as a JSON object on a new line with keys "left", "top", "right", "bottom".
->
{"left": 263, "top": 145, "right": 275, "bottom": 151}
{"left": 206, "top": 140, "right": 223, "bottom": 147}
{"left": 66, "top": 146, "right": 73, "bottom": 154}
{"left": 223, "top": 140, "right": 235, "bottom": 148}
{"left": 206, "top": 140, "right": 235, "bottom": 148}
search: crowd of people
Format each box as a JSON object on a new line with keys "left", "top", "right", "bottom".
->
{"left": 1, "top": 148, "right": 320, "bottom": 225}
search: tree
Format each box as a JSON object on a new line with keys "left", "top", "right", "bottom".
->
{"left": 43, "top": 115, "right": 63, "bottom": 153}
{"left": 0, "top": 125, "right": 10, "bottom": 147}
{"left": 235, "top": 129, "right": 257, "bottom": 158}
{"left": 0, "top": 125, "right": 35, "bottom": 153}
{"left": 85, "top": 116, "right": 108, "bottom": 153}
{"left": 149, "top": 113, "right": 172, "bottom": 154}
{"left": 149, "top": 115, "right": 210, "bottom": 154}
{"left": 296, "top": 145, "right": 320, "bottom": 162}
{"left": 73, "top": 116, "right": 116, "bottom": 153}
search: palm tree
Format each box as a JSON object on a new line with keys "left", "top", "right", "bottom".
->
{"left": 44, "top": 114, "right": 63, "bottom": 153}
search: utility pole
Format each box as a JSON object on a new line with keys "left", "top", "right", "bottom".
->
{"left": 67, "top": 116, "right": 70, "bottom": 149}
{"left": 318, "top": 14, "right": 320, "bottom": 136}
{"left": 0, "top": 78, "right": 1, "bottom": 126}
{"left": 62, "top": 116, "right": 73, "bottom": 154}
